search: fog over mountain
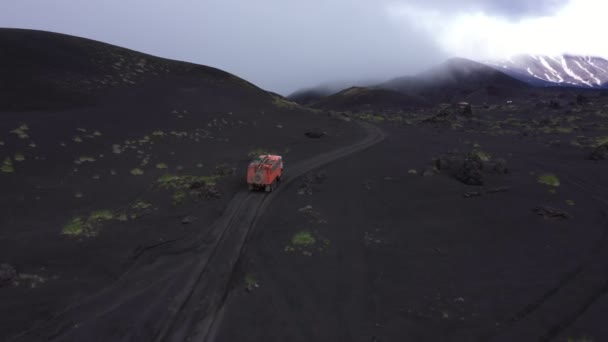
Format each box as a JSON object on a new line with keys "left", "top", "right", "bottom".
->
{"left": 1, "top": 0, "right": 604, "bottom": 94}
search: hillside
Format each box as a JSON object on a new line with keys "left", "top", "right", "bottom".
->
{"left": 288, "top": 58, "right": 534, "bottom": 112}
{"left": 379, "top": 58, "right": 531, "bottom": 104}
{"left": 287, "top": 87, "right": 336, "bottom": 106}
{"left": 310, "top": 86, "right": 428, "bottom": 111}
{"left": 0, "top": 29, "right": 275, "bottom": 111}
{"left": 0, "top": 29, "right": 365, "bottom": 341}
{"left": 3, "top": 29, "right": 608, "bottom": 342}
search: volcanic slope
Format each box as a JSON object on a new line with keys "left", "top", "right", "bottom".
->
{"left": 288, "top": 58, "right": 535, "bottom": 114}
{"left": 309, "top": 87, "right": 428, "bottom": 112}
{"left": 379, "top": 58, "right": 532, "bottom": 104}
{"left": 213, "top": 93, "right": 608, "bottom": 341}
{"left": 0, "top": 29, "right": 366, "bottom": 341}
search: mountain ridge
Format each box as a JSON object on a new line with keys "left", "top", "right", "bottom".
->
{"left": 483, "top": 54, "right": 608, "bottom": 89}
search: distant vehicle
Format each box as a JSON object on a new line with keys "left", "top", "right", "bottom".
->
{"left": 247, "top": 154, "right": 283, "bottom": 192}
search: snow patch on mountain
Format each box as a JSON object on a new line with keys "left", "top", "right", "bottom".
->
{"left": 483, "top": 54, "right": 608, "bottom": 88}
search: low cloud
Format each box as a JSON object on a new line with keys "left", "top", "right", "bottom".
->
{"left": 388, "top": 0, "right": 606, "bottom": 60}
{"left": 0, "top": 0, "right": 603, "bottom": 94}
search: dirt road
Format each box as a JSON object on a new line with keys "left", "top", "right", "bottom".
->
{"left": 10, "top": 121, "right": 384, "bottom": 342}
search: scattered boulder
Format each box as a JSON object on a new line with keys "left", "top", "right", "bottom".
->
{"left": 463, "top": 191, "right": 482, "bottom": 198}
{"left": 576, "top": 94, "right": 588, "bottom": 105}
{"left": 423, "top": 103, "right": 474, "bottom": 125}
{"left": 315, "top": 170, "right": 327, "bottom": 183}
{"left": 422, "top": 166, "right": 438, "bottom": 177}
{"left": 549, "top": 100, "right": 561, "bottom": 109}
{"left": 534, "top": 206, "right": 571, "bottom": 220}
{"left": 305, "top": 131, "right": 326, "bottom": 138}
{"left": 0, "top": 263, "right": 17, "bottom": 286}
{"left": 201, "top": 186, "right": 221, "bottom": 199}
{"left": 245, "top": 280, "right": 260, "bottom": 293}
{"left": 486, "top": 186, "right": 511, "bottom": 194}
{"left": 459, "top": 102, "right": 473, "bottom": 117}
{"left": 432, "top": 151, "right": 509, "bottom": 186}
{"left": 492, "top": 159, "right": 509, "bottom": 174}
{"left": 181, "top": 215, "right": 198, "bottom": 224}
{"left": 454, "top": 154, "right": 484, "bottom": 185}
{"left": 589, "top": 144, "right": 608, "bottom": 160}
{"left": 434, "top": 155, "right": 453, "bottom": 170}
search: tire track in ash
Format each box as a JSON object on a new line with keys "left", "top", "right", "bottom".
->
{"left": 8, "top": 121, "right": 383, "bottom": 342}
{"left": 157, "top": 121, "right": 386, "bottom": 342}
{"left": 8, "top": 192, "right": 254, "bottom": 342}
{"left": 488, "top": 160, "right": 608, "bottom": 342}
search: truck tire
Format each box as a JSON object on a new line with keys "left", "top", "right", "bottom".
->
{"left": 248, "top": 184, "right": 254, "bottom": 191}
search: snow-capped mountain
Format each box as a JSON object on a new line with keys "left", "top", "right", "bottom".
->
{"left": 483, "top": 55, "right": 608, "bottom": 88}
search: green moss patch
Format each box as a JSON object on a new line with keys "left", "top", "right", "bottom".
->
{"left": 75, "top": 156, "right": 96, "bottom": 164}
{"left": 130, "top": 168, "right": 144, "bottom": 176}
{"left": 285, "top": 231, "right": 330, "bottom": 256}
{"left": 62, "top": 209, "right": 116, "bottom": 237}
{"left": 538, "top": 174, "right": 560, "bottom": 187}
{"left": 472, "top": 150, "right": 491, "bottom": 162}
{"left": 156, "top": 173, "right": 221, "bottom": 204}
{"left": 89, "top": 210, "right": 114, "bottom": 221}
{"left": 156, "top": 174, "right": 220, "bottom": 189}
{"left": 131, "top": 200, "right": 152, "bottom": 210}
{"left": 291, "top": 231, "right": 316, "bottom": 246}
{"left": 62, "top": 217, "right": 87, "bottom": 236}
{"left": 10, "top": 124, "right": 29, "bottom": 139}
{"left": 1, "top": 157, "right": 15, "bottom": 173}
{"left": 357, "top": 113, "right": 385, "bottom": 123}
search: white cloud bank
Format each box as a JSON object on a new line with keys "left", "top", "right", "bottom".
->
{"left": 387, "top": 0, "right": 607, "bottom": 59}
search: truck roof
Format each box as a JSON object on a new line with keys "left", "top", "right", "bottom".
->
{"left": 250, "top": 154, "right": 282, "bottom": 166}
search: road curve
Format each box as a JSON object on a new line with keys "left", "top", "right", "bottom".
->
{"left": 157, "top": 121, "right": 385, "bottom": 342}
{"left": 10, "top": 121, "right": 385, "bottom": 342}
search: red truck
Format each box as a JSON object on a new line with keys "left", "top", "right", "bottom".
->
{"left": 247, "top": 154, "right": 283, "bottom": 192}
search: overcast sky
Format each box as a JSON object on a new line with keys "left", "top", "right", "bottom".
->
{"left": 0, "top": 0, "right": 605, "bottom": 95}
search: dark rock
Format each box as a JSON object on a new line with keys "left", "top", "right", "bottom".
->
{"left": 305, "top": 131, "right": 326, "bottom": 138}
{"left": 203, "top": 186, "right": 221, "bottom": 199}
{"left": 589, "top": 144, "right": 608, "bottom": 160}
{"left": 486, "top": 186, "right": 511, "bottom": 194}
{"left": 189, "top": 181, "right": 204, "bottom": 190}
{"left": 422, "top": 167, "right": 438, "bottom": 177}
{"left": 576, "top": 94, "right": 588, "bottom": 105}
{"left": 454, "top": 154, "right": 484, "bottom": 185}
{"left": 461, "top": 103, "right": 473, "bottom": 117}
{"left": 181, "top": 215, "right": 198, "bottom": 224}
{"left": 549, "top": 100, "right": 561, "bottom": 109}
{"left": 533, "top": 206, "right": 571, "bottom": 219}
{"left": 492, "top": 159, "right": 509, "bottom": 174}
{"left": 434, "top": 155, "right": 455, "bottom": 171}
{"left": 464, "top": 191, "right": 482, "bottom": 198}
{"left": 314, "top": 171, "right": 327, "bottom": 183}
{"left": 0, "top": 263, "right": 17, "bottom": 286}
